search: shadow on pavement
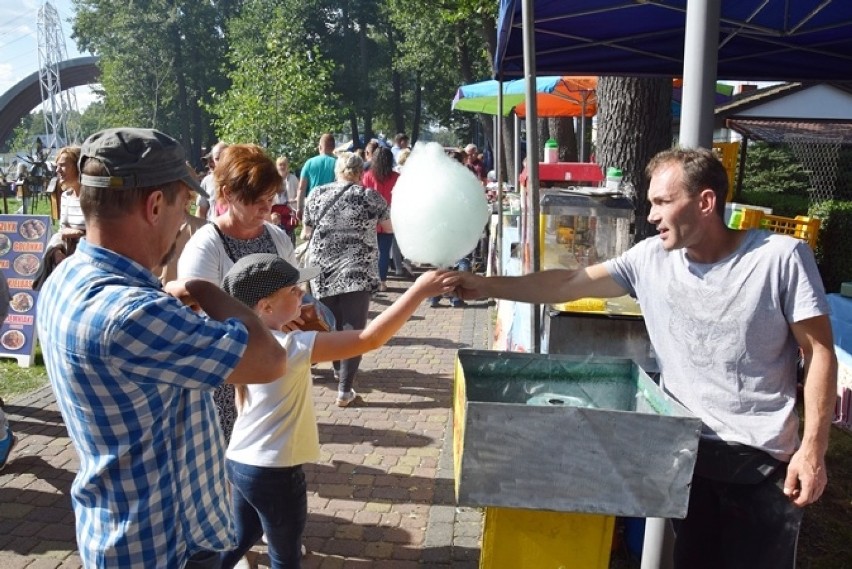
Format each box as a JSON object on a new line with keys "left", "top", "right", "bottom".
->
{"left": 0, "top": 455, "right": 76, "bottom": 556}
{"left": 5, "top": 404, "right": 67, "bottom": 438}
{"left": 384, "top": 336, "right": 466, "bottom": 350}
{"left": 318, "top": 424, "right": 433, "bottom": 448}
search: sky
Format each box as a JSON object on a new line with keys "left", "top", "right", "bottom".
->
{"left": 0, "top": 0, "right": 98, "bottom": 111}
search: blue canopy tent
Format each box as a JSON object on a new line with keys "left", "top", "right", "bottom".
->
{"left": 496, "top": 1, "right": 852, "bottom": 81}
{"left": 493, "top": 0, "right": 852, "bottom": 256}
{"left": 495, "top": 0, "right": 852, "bottom": 148}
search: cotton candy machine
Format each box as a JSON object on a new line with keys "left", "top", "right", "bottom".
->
{"left": 539, "top": 189, "right": 633, "bottom": 273}
{"left": 536, "top": 189, "right": 658, "bottom": 369}
{"left": 453, "top": 349, "right": 700, "bottom": 518}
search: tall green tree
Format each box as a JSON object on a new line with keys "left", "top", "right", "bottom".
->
{"left": 72, "top": 0, "right": 228, "bottom": 163}
{"left": 389, "top": 0, "right": 496, "bottom": 144}
{"left": 275, "top": 0, "right": 390, "bottom": 146}
{"left": 77, "top": 100, "right": 112, "bottom": 140}
{"left": 2, "top": 113, "right": 41, "bottom": 155}
{"left": 208, "top": 0, "right": 344, "bottom": 164}
{"left": 68, "top": 0, "right": 498, "bottom": 164}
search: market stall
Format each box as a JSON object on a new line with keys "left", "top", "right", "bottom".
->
{"left": 471, "top": 1, "right": 852, "bottom": 567}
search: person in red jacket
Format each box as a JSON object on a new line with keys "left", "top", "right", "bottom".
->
{"left": 361, "top": 147, "right": 400, "bottom": 291}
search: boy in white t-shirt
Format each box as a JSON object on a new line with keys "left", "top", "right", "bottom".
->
{"left": 219, "top": 253, "right": 451, "bottom": 568}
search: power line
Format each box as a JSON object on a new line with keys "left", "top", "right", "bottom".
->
{"left": 0, "top": 30, "right": 38, "bottom": 51}
{"left": 0, "top": 12, "right": 35, "bottom": 36}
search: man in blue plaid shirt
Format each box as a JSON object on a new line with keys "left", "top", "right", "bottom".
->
{"left": 36, "top": 128, "right": 288, "bottom": 569}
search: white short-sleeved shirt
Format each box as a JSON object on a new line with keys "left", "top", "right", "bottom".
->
{"left": 177, "top": 222, "right": 296, "bottom": 285}
{"left": 226, "top": 330, "right": 320, "bottom": 467}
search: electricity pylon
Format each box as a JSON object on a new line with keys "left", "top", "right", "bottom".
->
{"left": 37, "top": 1, "right": 81, "bottom": 149}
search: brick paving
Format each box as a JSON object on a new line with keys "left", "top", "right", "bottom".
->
{"left": 0, "top": 274, "right": 489, "bottom": 568}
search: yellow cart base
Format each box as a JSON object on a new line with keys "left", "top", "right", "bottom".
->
{"left": 480, "top": 507, "right": 614, "bottom": 568}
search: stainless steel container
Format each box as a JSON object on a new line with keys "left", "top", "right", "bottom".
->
{"left": 453, "top": 349, "right": 700, "bottom": 518}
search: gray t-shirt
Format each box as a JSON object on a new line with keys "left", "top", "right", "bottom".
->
{"left": 605, "top": 230, "right": 829, "bottom": 460}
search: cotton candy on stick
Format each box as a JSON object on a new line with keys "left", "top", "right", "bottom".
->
{"left": 391, "top": 142, "right": 490, "bottom": 267}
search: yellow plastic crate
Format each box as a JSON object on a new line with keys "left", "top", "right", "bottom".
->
{"left": 738, "top": 209, "right": 821, "bottom": 249}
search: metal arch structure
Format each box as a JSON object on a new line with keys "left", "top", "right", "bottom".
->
{"left": 0, "top": 56, "right": 99, "bottom": 148}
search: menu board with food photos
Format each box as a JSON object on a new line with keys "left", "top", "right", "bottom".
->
{"left": 0, "top": 215, "right": 52, "bottom": 367}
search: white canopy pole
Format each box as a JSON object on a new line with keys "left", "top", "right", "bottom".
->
{"left": 495, "top": 78, "right": 504, "bottom": 276}
{"left": 644, "top": 1, "right": 723, "bottom": 567}
{"left": 514, "top": 113, "right": 522, "bottom": 190}
{"left": 580, "top": 96, "right": 587, "bottom": 162}
{"left": 679, "top": 0, "right": 721, "bottom": 149}
{"left": 521, "top": 0, "right": 541, "bottom": 353}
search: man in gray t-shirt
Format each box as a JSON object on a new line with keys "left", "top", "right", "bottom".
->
{"left": 449, "top": 147, "right": 837, "bottom": 569}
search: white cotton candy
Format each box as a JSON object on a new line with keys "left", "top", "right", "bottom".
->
{"left": 391, "top": 142, "right": 490, "bottom": 267}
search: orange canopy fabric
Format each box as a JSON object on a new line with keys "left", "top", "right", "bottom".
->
{"left": 452, "top": 76, "right": 598, "bottom": 118}
{"left": 513, "top": 77, "right": 598, "bottom": 118}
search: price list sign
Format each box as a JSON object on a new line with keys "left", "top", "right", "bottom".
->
{"left": 0, "top": 215, "right": 52, "bottom": 367}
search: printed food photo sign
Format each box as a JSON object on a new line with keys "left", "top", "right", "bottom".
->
{"left": 1, "top": 215, "right": 51, "bottom": 367}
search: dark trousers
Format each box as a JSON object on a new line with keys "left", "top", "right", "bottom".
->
{"left": 185, "top": 551, "right": 221, "bottom": 569}
{"left": 672, "top": 462, "right": 803, "bottom": 569}
{"left": 320, "top": 290, "right": 372, "bottom": 393}
{"left": 390, "top": 237, "right": 405, "bottom": 274}
{"left": 220, "top": 460, "right": 307, "bottom": 569}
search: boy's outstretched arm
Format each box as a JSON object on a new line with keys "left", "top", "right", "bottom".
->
{"left": 311, "top": 270, "right": 454, "bottom": 363}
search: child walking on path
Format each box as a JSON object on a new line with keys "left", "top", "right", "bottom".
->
{"left": 218, "top": 253, "right": 452, "bottom": 569}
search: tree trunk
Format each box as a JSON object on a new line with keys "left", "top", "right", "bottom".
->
{"left": 578, "top": 116, "right": 593, "bottom": 161}
{"left": 550, "top": 117, "right": 577, "bottom": 162}
{"left": 387, "top": 27, "right": 405, "bottom": 135}
{"left": 357, "top": 13, "right": 372, "bottom": 144}
{"left": 596, "top": 77, "right": 673, "bottom": 240}
{"left": 349, "top": 111, "right": 360, "bottom": 150}
{"left": 170, "top": 12, "right": 191, "bottom": 153}
{"left": 536, "top": 118, "right": 549, "bottom": 162}
{"left": 364, "top": 112, "right": 374, "bottom": 143}
{"left": 500, "top": 115, "right": 516, "bottom": 183}
{"left": 411, "top": 70, "right": 422, "bottom": 144}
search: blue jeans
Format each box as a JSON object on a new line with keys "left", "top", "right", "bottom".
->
{"left": 377, "top": 233, "right": 394, "bottom": 281}
{"left": 221, "top": 460, "right": 307, "bottom": 569}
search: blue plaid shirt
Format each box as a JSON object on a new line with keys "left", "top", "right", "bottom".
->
{"left": 36, "top": 240, "right": 249, "bottom": 568}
